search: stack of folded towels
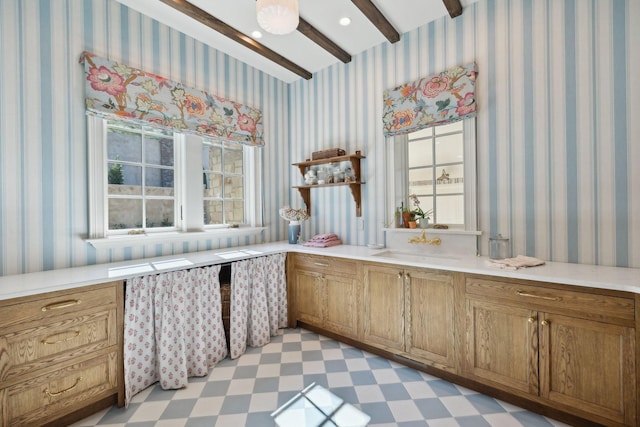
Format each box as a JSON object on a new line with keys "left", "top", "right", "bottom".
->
{"left": 303, "top": 233, "right": 342, "bottom": 248}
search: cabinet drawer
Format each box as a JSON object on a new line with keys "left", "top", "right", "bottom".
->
{"left": 465, "top": 277, "right": 635, "bottom": 325}
{"left": 0, "top": 309, "right": 117, "bottom": 383}
{"left": 293, "top": 254, "right": 356, "bottom": 276}
{"left": 1, "top": 351, "right": 118, "bottom": 427}
{"left": 0, "top": 285, "right": 117, "bottom": 330}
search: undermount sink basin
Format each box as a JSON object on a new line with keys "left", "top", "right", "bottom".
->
{"left": 371, "top": 250, "right": 460, "bottom": 263}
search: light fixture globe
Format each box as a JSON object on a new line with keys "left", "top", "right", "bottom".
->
{"left": 256, "top": 0, "right": 299, "bottom": 35}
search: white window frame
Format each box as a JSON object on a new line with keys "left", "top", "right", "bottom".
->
{"left": 385, "top": 118, "right": 477, "bottom": 231}
{"left": 87, "top": 116, "right": 264, "bottom": 247}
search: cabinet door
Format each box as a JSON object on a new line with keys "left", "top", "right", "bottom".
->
{"left": 465, "top": 297, "right": 539, "bottom": 394}
{"left": 405, "top": 270, "right": 455, "bottom": 371}
{"left": 294, "top": 269, "right": 324, "bottom": 327}
{"left": 539, "top": 313, "right": 636, "bottom": 426}
{"left": 324, "top": 274, "right": 359, "bottom": 339}
{"left": 363, "top": 264, "right": 404, "bottom": 351}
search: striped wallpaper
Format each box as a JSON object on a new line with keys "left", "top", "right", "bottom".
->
{"left": 0, "top": 0, "right": 638, "bottom": 277}
{"left": 290, "top": 0, "right": 639, "bottom": 268}
{"left": 0, "top": 0, "right": 291, "bottom": 276}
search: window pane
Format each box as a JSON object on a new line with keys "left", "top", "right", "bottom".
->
{"left": 408, "top": 127, "right": 433, "bottom": 140}
{"left": 435, "top": 165, "right": 464, "bottom": 194}
{"left": 204, "top": 200, "right": 223, "bottom": 225}
{"left": 145, "top": 199, "right": 174, "bottom": 228}
{"left": 224, "top": 148, "right": 243, "bottom": 174}
{"left": 107, "top": 128, "right": 141, "bottom": 162}
{"left": 408, "top": 139, "right": 432, "bottom": 168}
{"left": 108, "top": 198, "right": 142, "bottom": 229}
{"left": 204, "top": 174, "right": 222, "bottom": 198}
{"left": 435, "top": 120, "right": 463, "bottom": 135}
{"left": 224, "top": 176, "right": 243, "bottom": 199}
{"left": 409, "top": 167, "right": 433, "bottom": 196}
{"left": 202, "top": 144, "right": 222, "bottom": 172}
{"left": 145, "top": 135, "right": 174, "bottom": 166}
{"left": 108, "top": 163, "right": 141, "bottom": 194}
{"left": 436, "top": 195, "right": 464, "bottom": 224}
{"left": 225, "top": 200, "right": 244, "bottom": 224}
{"left": 435, "top": 134, "right": 464, "bottom": 164}
{"left": 145, "top": 167, "right": 174, "bottom": 196}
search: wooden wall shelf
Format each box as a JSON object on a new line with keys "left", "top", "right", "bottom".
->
{"left": 292, "top": 153, "right": 365, "bottom": 217}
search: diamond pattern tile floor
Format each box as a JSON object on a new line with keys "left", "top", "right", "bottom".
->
{"left": 71, "top": 328, "right": 571, "bottom": 427}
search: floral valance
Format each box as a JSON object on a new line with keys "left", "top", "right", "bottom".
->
{"left": 382, "top": 63, "right": 477, "bottom": 137}
{"left": 81, "top": 51, "right": 264, "bottom": 146}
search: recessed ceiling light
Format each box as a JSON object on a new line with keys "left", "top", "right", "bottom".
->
{"left": 339, "top": 17, "right": 351, "bottom": 26}
{"left": 251, "top": 30, "right": 263, "bottom": 39}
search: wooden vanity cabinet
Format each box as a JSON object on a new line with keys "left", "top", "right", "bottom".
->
{"left": 0, "top": 281, "right": 124, "bottom": 427}
{"left": 464, "top": 275, "right": 636, "bottom": 426}
{"left": 363, "top": 263, "right": 458, "bottom": 372}
{"left": 290, "top": 253, "right": 361, "bottom": 340}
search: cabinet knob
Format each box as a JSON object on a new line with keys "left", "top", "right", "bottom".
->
{"left": 541, "top": 320, "right": 549, "bottom": 326}
{"left": 397, "top": 272, "right": 402, "bottom": 279}
{"left": 405, "top": 273, "right": 410, "bottom": 279}
{"left": 527, "top": 317, "right": 536, "bottom": 324}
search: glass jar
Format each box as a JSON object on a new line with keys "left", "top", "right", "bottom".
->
{"left": 489, "top": 234, "right": 510, "bottom": 259}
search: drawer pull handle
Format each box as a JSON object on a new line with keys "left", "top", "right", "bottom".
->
{"left": 42, "top": 330, "right": 81, "bottom": 345}
{"left": 41, "top": 299, "right": 81, "bottom": 312}
{"left": 313, "top": 262, "right": 329, "bottom": 267}
{"left": 44, "top": 377, "right": 83, "bottom": 397}
{"left": 515, "top": 291, "right": 559, "bottom": 301}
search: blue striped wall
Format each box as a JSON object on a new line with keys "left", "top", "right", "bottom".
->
{"left": 290, "top": 0, "right": 640, "bottom": 268}
{"left": 1, "top": 0, "right": 639, "bottom": 276}
{"left": 0, "top": 0, "right": 291, "bottom": 275}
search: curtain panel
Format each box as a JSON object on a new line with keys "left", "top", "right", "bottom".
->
{"left": 229, "top": 253, "right": 288, "bottom": 359}
{"left": 80, "top": 51, "right": 265, "bottom": 146}
{"left": 123, "top": 265, "right": 227, "bottom": 406}
{"left": 382, "top": 63, "right": 477, "bottom": 137}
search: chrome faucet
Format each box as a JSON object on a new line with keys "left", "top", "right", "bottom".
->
{"left": 408, "top": 230, "right": 441, "bottom": 245}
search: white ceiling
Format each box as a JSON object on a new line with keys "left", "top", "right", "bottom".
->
{"left": 114, "top": 0, "right": 478, "bottom": 83}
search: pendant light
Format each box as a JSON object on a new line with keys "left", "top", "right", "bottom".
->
{"left": 256, "top": 0, "right": 299, "bottom": 35}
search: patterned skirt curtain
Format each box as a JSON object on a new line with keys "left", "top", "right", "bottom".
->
{"left": 124, "top": 265, "right": 227, "bottom": 405}
{"left": 229, "top": 253, "right": 288, "bottom": 359}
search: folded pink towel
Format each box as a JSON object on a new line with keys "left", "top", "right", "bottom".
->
{"left": 308, "top": 233, "right": 339, "bottom": 242}
{"left": 489, "top": 255, "right": 545, "bottom": 270}
{"left": 303, "top": 239, "right": 342, "bottom": 248}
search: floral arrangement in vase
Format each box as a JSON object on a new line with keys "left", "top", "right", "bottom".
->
{"left": 279, "top": 206, "right": 309, "bottom": 224}
{"left": 280, "top": 206, "right": 309, "bottom": 244}
{"left": 409, "top": 194, "right": 433, "bottom": 228}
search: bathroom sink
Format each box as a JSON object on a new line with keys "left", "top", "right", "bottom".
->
{"left": 371, "top": 250, "right": 460, "bottom": 263}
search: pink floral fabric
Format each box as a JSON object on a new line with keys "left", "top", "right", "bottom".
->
{"left": 382, "top": 63, "right": 477, "bottom": 137}
{"left": 81, "top": 51, "right": 264, "bottom": 146}
{"left": 124, "top": 265, "right": 226, "bottom": 406}
{"left": 229, "top": 253, "right": 288, "bottom": 359}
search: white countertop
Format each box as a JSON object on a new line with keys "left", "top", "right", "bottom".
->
{"left": 1, "top": 242, "right": 639, "bottom": 301}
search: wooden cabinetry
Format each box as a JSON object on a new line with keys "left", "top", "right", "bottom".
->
{"left": 362, "top": 263, "right": 405, "bottom": 351}
{"left": 362, "top": 263, "right": 458, "bottom": 372}
{"left": 292, "top": 153, "right": 365, "bottom": 217}
{"left": 464, "top": 275, "right": 636, "bottom": 426}
{"left": 404, "top": 268, "right": 457, "bottom": 372}
{"left": 290, "top": 253, "right": 360, "bottom": 339}
{"left": 0, "top": 282, "right": 124, "bottom": 427}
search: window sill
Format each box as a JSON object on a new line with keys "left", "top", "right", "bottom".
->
{"left": 86, "top": 227, "right": 266, "bottom": 250}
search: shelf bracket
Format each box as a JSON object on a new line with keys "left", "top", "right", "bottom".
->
{"left": 296, "top": 187, "right": 311, "bottom": 216}
{"left": 348, "top": 183, "right": 362, "bottom": 217}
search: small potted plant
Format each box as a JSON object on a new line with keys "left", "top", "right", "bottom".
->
{"left": 409, "top": 194, "right": 433, "bottom": 228}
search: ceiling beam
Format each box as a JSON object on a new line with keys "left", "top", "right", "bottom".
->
{"left": 297, "top": 18, "right": 352, "bottom": 64}
{"left": 351, "top": 0, "right": 400, "bottom": 44}
{"left": 159, "top": 0, "right": 312, "bottom": 80}
{"left": 442, "top": 0, "right": 463, "bottom": 18}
